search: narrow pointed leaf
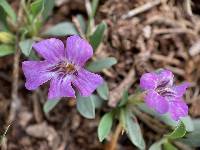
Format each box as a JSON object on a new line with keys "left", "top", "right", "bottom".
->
{"left": 42, "top": 0, "right": 54, "bottom": 19}
{"left": 163, "top": 142, "right": 178, "bottom": 150}
{"left": 43, "top": 22, "right": 78, "bottom": 36}
{"left": 166, "top": 121, "right": 186, "bottom": 140}
{"left": 77, "top": 14, "right": 86, "bottom": 34}
{"left": 89, "top": 22, "right": 107, "bottom": 50}
{"left": 87, "top": 57, "right": 117, "bottom": 72}
{"left": 138, "top": 104, "right": 193, "bottom": 132}
{"left": 118, "top": 90, "right": 129, "bottom": 107}
{"left": 0, "top": 44, "right": 14, "bottom": 57}
{"left": 0, "top": 6, "right": 8, "bottom": 30}
{"left": 119, "top": 108, "right": 126, "bottom": 129}
{"left": 149, "top": 140, "right": 163, "bottom": 150}
{"left": 181, "top": 116, "right": 194, "bottom": 132}
{"left": 76, "top": 94, "right": 95, "bottom": 119}
{"left": 31, "top": 0, "right": 44, "bottom": 17}
{"left": 124, "top": 109, "right": 145, "bottom": 150}
{"left": 149, "top": 139, "right": 165, "bottom": 150}
{"left": 97, "top": 81, "right": 109, "bottom": 100}
{"left": 92, "top": 94, "right": 103, "bottom": 108}
{"left": 98, "top": 112, "right": 113, "bottom": 142}
{"left": 19, "top": 39, "right": 34, "bottom": 57}
{"left": 91, "top": 0, "right": 99, "bottom": 17}
{"left": 43, "top": 99, "right": 60, "bottom": 114}
{"left": 179, "top": 119, "right": 200, "bottom": 147}
{"left": 0, "top": 0, "right": 16, "bottom": 22}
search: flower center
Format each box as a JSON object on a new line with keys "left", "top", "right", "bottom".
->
{"left": 64, "top": 63, "right": 76, "bottom": 73}
{"left": 59, "top": 62, "right": 77, "bottom": 74}
{"left": 48, "top": 61, "right": 78, "bottom": 75}
{"left": 156, "top": 87, "right": 175, "bottom": 97}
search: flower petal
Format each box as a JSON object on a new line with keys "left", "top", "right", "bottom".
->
{"left": 157, "top": 69, "right": 174, "bottom": 87}
{"left": 33, "top": 38, "right": 65, "bottom": 63}
{"left": 48, "top": 75, "right": 75, "bottom": 99}
{"left": 168, "top": 99, "right": 188, "bottom": 121}
{"left": 145, "top": 90, "right": 169, "bottom": 114}
{"left": 172, "top": 82, "right": 190, "bottom": 97}
{"left": 22, "top": 61, "right": 54, "bottom": 90}
{"left": 140, "top": 72, "right": 158, "bottom": 90}
{"left": 72, "top": 69, "right": 103, "bottom": 96}
{"left": 66, "top": 35, "right": 93, "bottom": 66}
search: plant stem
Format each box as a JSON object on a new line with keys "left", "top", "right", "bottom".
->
{"left": 8, "top": 34, "right": 21, "bottom": 123}
{"left": 127, "top": 92, "right": 145, "bottom": 105}
{"left": 8, "top": 0, "right": 23, "bottom": 123}
{"left": 106, "top": 123, "right": 123, "bottom": 150}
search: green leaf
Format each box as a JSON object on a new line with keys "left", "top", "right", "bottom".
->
{"left": 42, "top": 0, "right": 54, "bottom": 19}
{"left": 91, "top": 0, "right": 99, "bottom": 17}
{"left": 138, "top": 104, "right": 177, "bottom": 126}
{"left": 97, "top": 81, "right": 109, "bottom": 100}
{"left": 118, "top": 90, "right": 129, "bottom": 107}
{"left": 76, "top": 94, "right": 95, "bottom": 119}
{"left": 139, "top": 104, "right": 177, "bottom": 126}
{"left": 166, "top": 121, "right": 186, "bottom": 140}
{"left": 85, "top": 0, "right": 99, "bottom": 19}
{"left": 0, "top": 0, "right": 16, "bottom": 22}
{"left": 163, "top": 142, "right": 178, "bottom": 150}
{"left": 179, "top": 119, "right": 200, "bottom": 147}
{"left": 137, "top": 104, "right": 194, "bottom": 132}
{"left": 43, "top": 99, "right": 60, "bottom": 114}
{"left": 92, "top": 94, "right": 103, "bottom": 108}
{"left": 77, "top": 14, "right": 86, "bottom": 34}
{"left": 43, "top": 22, "right": 78, "bottom": 36}
{"left": 149, "top": 140, "right": 163, "bottom": 150}
{"left": 30, "top": 0, "right": 44, "bottom": 17}
{"left": 124, "top": 109, "right": 145, "bottom": 150}
{"left": 0, "top": 6, "right": 8, "bottom": 30}
{"left": 19, "top": 39, "right": 34, "bottom": 57}
{"left": 119, "top": 108, "right": 126, "bottom": 129}
{"left": 181, "top": 116, "right": 194, "bottom": 132}
{"left": 0, "top": 32, "right": 14, "bottom": 44}
{"left": 89, "top": 22, "right": 107, "bottom": 50}
{"left": 180, "top": 134, "right": 200, "bottom": 147}
{"left": 87, "top": 57, "right": 117, "bottom": 72}
{"left": 0, "top": 44, "right": 14, "bottom": 57}
{"left": 98, "top": 112, "right": 113, "bottom": 142}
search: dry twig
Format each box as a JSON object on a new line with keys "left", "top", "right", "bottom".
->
{"left": 8, "top": 38, "right": 21, "bottom": 123}
{"left": 174, "top": 141, "right": 193, "bottom": 150}
{"left": 108, "top": 69, "right": 136, "bottom": 107}
{"left": 132, "top": 107, "right": 167, "bottom": 134}
{"left": 165, "top": 66, "right": 185, "bottom": 76}
{"left": 32, "top": 92, "right": 44, "bottom": 123}
{"left": 151, "top": 53, "right": 181, "bottom": 66}
{"left": 8, "top": 0, "right": 23, "bottom": 123}
{"left": 121, "top": 0, "right": 165, "bottom": 19}
{"left": 105, "top": 123, "right": 123, "bottom": 150}
{"left": 153, "top": 28, "right": 197, "bottom": 36}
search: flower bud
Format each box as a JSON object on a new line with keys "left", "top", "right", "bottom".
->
{"left": 0, "top": 32, "right": 14, "bottom": 44}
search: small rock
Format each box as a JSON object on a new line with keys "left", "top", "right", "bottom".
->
{"left": 26, "top": 122, "right": 60, "bottom": 150}
{"left": 18, "top": 110, "right": 33, "bottom": 127}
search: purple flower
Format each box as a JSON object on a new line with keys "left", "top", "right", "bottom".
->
{"left": 22, "top": 35, "right": 103, "bottom": 99}
{"left": 140, "top": 69, "right": 190, "bottom": 121}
